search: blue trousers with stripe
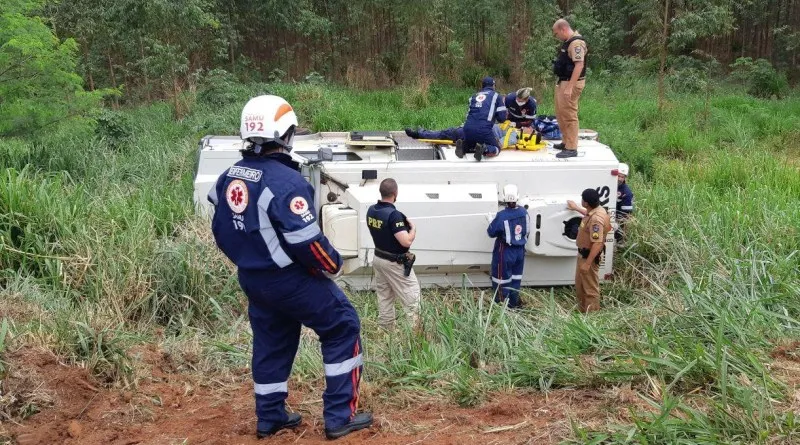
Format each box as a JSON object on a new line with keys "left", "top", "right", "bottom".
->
{"left": 491, "top": 243, "right": 525, "bottom": 307}
{"left": 238, "top": 266, "right": 363, "bottom": 431}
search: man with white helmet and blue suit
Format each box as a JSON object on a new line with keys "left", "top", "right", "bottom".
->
{"left": 615, "top": 163, "right": 634, "bottom": 246}
{"left": 487, "top": 184, "right": 530, "bottom": 308}
{"left": 208, "top": 95, "right": 372, "bottom": 440}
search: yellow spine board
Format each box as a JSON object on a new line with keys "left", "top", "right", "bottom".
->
{"left": 416, "top": 139, "right": 455, "bottom": 145}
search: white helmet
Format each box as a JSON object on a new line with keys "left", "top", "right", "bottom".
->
{"left": 240, "top": 95, "right": 298, "bottom": 151}
{"left": 619, "top": 163, "right": 630, "bottom": 176}
{"left": 503, "top": 184, "right": 519, "bottom": 203}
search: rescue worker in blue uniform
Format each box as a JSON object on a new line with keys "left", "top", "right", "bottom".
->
{"left": 404, "top": 125, "right": 518, "bottom": 147}
{"left": 456, "top": 76, "right": 508, "bottom": 161}
{"left": 486, "top": 184, "right": 530, "bottom": 308}
{"left": 208, "top": 95, "right": 372, "bottom": 441}
{"left": 615, "top": 163, "right": 634, "bottom": 246}
{"left": 404, "top": 126, "right": 464, "bottom": 141}
{"left": 504, "top": 87, "right": 537, "bottom": 128}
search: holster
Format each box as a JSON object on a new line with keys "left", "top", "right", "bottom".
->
{"left": 401, "top": 252, "right": 416, "bottom": 277}
{"left": 375, "top": 248, "right": 415, "bottom": 276}
{"left": 578, "top": 247, "right": 604, "bottom": 265}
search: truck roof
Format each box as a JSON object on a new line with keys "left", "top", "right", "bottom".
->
{"left": 199, "top": 131, "right": 618, "bottom": 166}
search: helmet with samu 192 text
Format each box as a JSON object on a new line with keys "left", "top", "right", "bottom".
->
{"left": 240, "top": 95, "right": 298, "bottom": 152}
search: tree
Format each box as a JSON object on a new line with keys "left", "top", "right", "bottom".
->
{"left": 628, "top": 0, "right": 734, "bottom": 111}
{"left": 0, "top": 0, "right": 106, "bottom": 136}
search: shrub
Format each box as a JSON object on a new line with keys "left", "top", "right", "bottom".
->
{"left": 729, "top": 58, "right": 789, "bottom": 98}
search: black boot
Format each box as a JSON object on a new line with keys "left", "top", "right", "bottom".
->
{"left": 553, "top": 142, "right": 566, "bottom": 150}
{"left": 404, "top": 127, "right": 420, "bottom": 139}
{"left": 555, "top": 149, "right": 577, "bottom": 158}
{"left": 256, "top": 412, "right": 302, "bottom": 438}
{"left": 325, "top": 412, "right": 373, "bottom": 440}
{"left": 474, "top": 143, "right": 486, "bottom": 161}
{"left": 455, "top": 139, "right": 465, "bottom": 158}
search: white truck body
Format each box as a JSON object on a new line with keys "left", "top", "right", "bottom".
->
{"left": 194, "top": 131, "right": 620, "bottom": 290}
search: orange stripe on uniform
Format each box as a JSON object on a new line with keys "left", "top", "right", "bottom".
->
{"left": 313, "top": 241, "right": 337, "bottom": 272}
{"left": 349, "top": 341, "right": 361, "bottom": 417}
{"left": 309, "top": 242, "right": 329, "bottom": 271}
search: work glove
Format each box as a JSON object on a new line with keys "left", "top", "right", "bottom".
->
{"left": 322, "top": 268, "right": 343, "bottom": 281}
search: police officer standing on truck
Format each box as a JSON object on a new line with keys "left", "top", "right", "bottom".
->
{"left": 367, "top": 178, "right": 421, "bottom": 330}
{"left": 567, "top": 189, "right": 611, "bottom": 312}
{"left": 208, "top": 95, "right": 372, "bottom": 440}
{"left": 456, "top": 76, "right": 508, "bottom": 161}
{"left": 487, "top": 184, "right": 530, "bottom": 309}
{"left": 552, "top": 19, "right": 588, "bottom": 159}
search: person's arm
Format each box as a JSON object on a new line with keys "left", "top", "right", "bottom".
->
{"left": 521, "top": 98, "right": 537, "bottom": 127}
{"left": 271, "top": 185, "right": 342, "bottom": 275}
{"left": 494, "top": 94, "right": 508, "bottom": 123}
{"left": 392, "top": 213, "right": 416, "bottom": 248}
{"left": 564, "top": 42, "right": 586, "bottom": 98}
{"left": 486, "top": 215, "right": 502, "bottom": 238}
{"left": 567, "top": 200, "right": 587, "bottom": 216}
{"left": 582, "top": 217, "right": 606, "bottom": 270}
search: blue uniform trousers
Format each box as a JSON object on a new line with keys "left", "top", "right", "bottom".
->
{"left": 464, "top": 125, "right": 501, "bottom": 156}
{"left": 490, "top": 243, "right": 525, "bottom": 307}
{"left": 238, "top": 267, "right": 363, "bottom": 431}
{"left": 418, "top": 127, "right": 464, "bottom": 141}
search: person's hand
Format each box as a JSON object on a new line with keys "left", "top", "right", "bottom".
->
{"left": 567, "top": 200, "right": 579, "bottom": 211}
{"left": 509, "top": 122, "right": 517, "bottom": 128}
{"left": 579, "top": 261, "right": 591, "bottom": 273}
{"left": 563, "top": 85, "right": 573, "bottom": 99}
{"left": 323, "top": 268, "right": 343, "bottom": 280}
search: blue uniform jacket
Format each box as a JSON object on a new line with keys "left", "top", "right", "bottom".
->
{"left": 487, "top": 206, "right": 530, "bottom": 247}
{"left": 465, "top": 88, "right": 508, "bottom": 131}
{"left": 616, "top": 182, "right": 634, "bottom": 218}
{"left": 504, "top": 93, "right": 537, "bottom": 126}
{"left": 208, "top": 152, "right": 342, "bottom": 274}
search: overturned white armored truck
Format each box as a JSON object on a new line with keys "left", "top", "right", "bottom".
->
{"left": 194, "top": 131, "right": 621, "bottom": 290}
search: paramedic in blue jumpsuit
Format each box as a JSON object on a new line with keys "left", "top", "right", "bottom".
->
{"left": 615, "top": 163, "right": 634, "bottom": 246}
{"left": 208, "top": 95, "right": 373, "bottom": 440}
{"left": 487, "top": 184, "right": 530, "bottom": 308}
{"left": 456, "top": 76, "right": 508, "bottom": 161}
{"left": 504, "top": 87, "right": 537, "bottom": 128}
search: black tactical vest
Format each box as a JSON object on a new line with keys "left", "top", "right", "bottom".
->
{"left": 553, "top": 35, "right": 587, "bottom": 81}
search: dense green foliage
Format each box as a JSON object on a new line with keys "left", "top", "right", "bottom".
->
{"left": 0, "top": 0, "right": 107, "bottom": 136}
{"left": 2, "top": 79, "right": 799, "bottom": 442}
{"left": 33, "top": 0, "right": 800, "bottom": 98}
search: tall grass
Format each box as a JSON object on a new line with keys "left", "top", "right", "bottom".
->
{"left": 1, "top": 79, "right": 799, "bottom": 441}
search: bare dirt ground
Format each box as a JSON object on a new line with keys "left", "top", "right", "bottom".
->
{"left": 7, "top": 340, "right": 799, "bottom": 445}
{"left": 2, "top": 347, "right": 623, "bottom": 445}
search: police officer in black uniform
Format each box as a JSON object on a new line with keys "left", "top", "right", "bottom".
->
{"left": 366, "top": 178, "right": 421, "bottom": 329}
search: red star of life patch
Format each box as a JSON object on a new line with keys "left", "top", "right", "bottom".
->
{"left": 290, "top": 196, "right": 309, "bottom": 215}
{"left": 226, "top": 180, "right": 249, "bottom": 213}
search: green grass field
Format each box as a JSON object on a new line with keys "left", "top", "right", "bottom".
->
{"left": 2, "top": 79, "right": 800, "bottom": 443}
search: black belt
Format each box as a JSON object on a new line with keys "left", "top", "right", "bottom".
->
{"left": 374, "top": 248, "right": 405, "bottom": 263}
{"left": 578, "top": 247, "right": 591, "bottom": 258}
